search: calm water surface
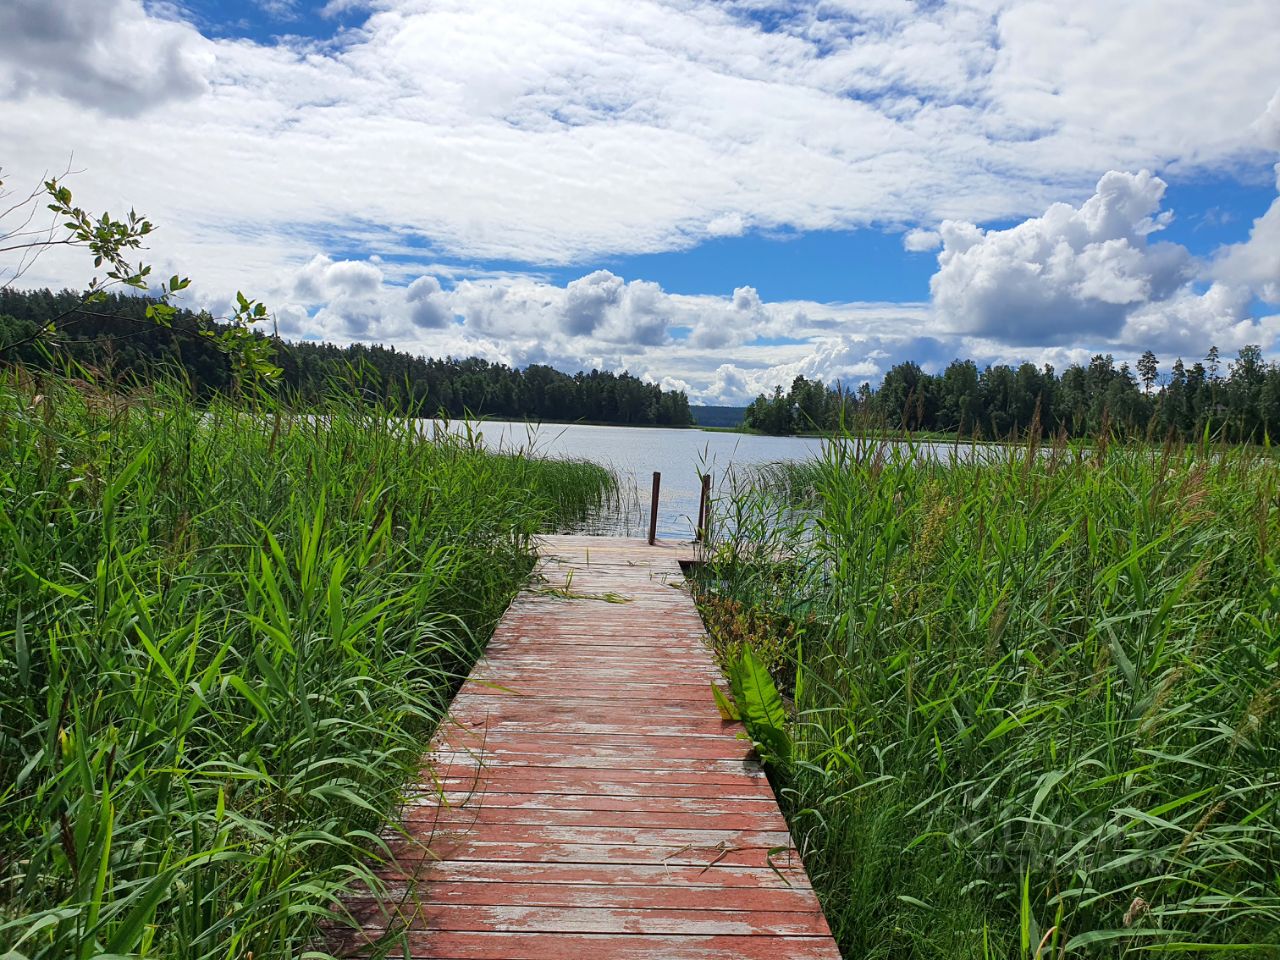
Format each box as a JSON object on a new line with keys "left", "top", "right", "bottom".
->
{"left": 452, "top": 422, "right": 829, "bottom": 540}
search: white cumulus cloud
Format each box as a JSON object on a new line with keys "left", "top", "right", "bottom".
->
{"left": 1117, "top": 283, "right": 1274, "bottom": 355}
{"left": 0, "top": 0, "right": 210, "bottom": 115}
{"left": 556, "top": 271, "right": 672, "bottom": 346}
{"left": 931, "top": 170, "right": 1194, "bottom": 343}
{"left": 1212, "top": 163, "right": 1280, "bottom": 304}
{"left": 688, "top": 285, "right": 767, "bottom": 349}
{"left": 903, "top": 227, "right": 941, "bottom": 252}
{"left": 706, "top": 213, "right": 747, "bottom": 237}
{"left": 406, "top": 275, "right": 453, "bottom": 328}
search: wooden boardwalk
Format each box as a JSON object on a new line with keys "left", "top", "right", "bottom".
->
{"left": 342, "top": 535, "right": 840, "bottom": 959}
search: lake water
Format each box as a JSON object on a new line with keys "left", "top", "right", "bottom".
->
{"left": 450, "top": 421, "right": 829, "bottom": 540}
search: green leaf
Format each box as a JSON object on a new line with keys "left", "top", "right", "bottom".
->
{"left": 1020, "top": 866, "right": 1033, "bottom": 958}
{"left": 1109, "top": 634, "right": 1138, "bottom": 689}
{"left": 14, "top": 612, "right": 29, "bottom": 687}
{"left": 226, "top": 675, "right": 275, "bottom": 725}
{"left": 728, "top": 648, "right": 790, "bottom": 765}
{"left": 102, "top": 868, "right": 178, "bottom": 955}
{"left": 711, "top": 683, "right": 739, "bottom": 721}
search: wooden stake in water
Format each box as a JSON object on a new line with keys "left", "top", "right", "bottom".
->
{"left": 696, "top": 472, "right": 712, "bottom": 542}
{"left": 648, "top": 471, "right": 661, "bottom": 545}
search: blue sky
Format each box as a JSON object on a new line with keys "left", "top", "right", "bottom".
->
{"left": 184, "top": 0, "right": 364, "bottom": 42}
{"left": 2, "top": 0, "right": 1278, "bottom": 401}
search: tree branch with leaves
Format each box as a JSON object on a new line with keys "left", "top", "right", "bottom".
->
{"left": 0, "top": 165, "right": 279, "bottom": 381}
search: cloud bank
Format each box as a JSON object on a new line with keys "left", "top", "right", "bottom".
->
{"left": 1, "top": 0, "right": 1278, "bottom": 401}
{"left": 249, "top": 165, "right": 1280, "bottom": 403}
{"left": 4, "top": 0, "right": 1278, "bottom": 264}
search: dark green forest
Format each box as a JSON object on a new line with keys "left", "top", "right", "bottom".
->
{"left": 744, "top": 348, "right": 1280, "bottom": 441}
{"left": 0, "top": 289, "right": 694, "bottom": 426}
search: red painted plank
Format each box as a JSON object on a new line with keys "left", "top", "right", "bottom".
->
{"left": 444, "top": 717, "right": 739, "bottom": 737}
{"left": 425, "top": 792, "right": 781, "bottom": 814}
{"left": 489, "top": 639, "right": 704, "bottom": 649}
{"left": 388, "top": 840, "right": 803, "bottom": 870}
{"left": 444, "top": 698, "right": 728, "bottom": 723}
{"left": 410, "top": 823, "right": 793, "bottom": 848}
{"left": 450, "top": 683, "right": 726, "bottom": 701}
{"left": 425, "top": 764, "right": 774, "bottom": 787}
{"left": 435, "top": 734, "right": 754, "bottom": 761}
{"left": 469, "top": 665, "right": 723, "bottom": 683}
{"left": 418, "top": 806, "right": 786, "bottom": 831}
{"left": 425, "top": 755, "right": 768, "bottom": 778}
{"left": 486, "top": 637, "right": 710, "bottom": 651}
{"left": 365, "top": 903, "right": 832, "bottom": 936}
{"left": 428, "top": 774, "right": 777, "bottom": 800}
{"left": 364, "top": 881, "right": 823, "bottom": 912}
{"left": 374, "top": 861, "right": 814, "bottom": 890}
{"left": 395, "top": 931, "right": 843, "bottom": 959}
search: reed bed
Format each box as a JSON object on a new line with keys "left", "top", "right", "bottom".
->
{"left": 0, "top": 369, "right": 614, "bottom": 959}
{"left": 696, "top": 432, "right": 1280, "bottom": 958}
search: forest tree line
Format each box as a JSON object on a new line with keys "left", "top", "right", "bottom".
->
{"left": 744, "top": 347, "right": 1280, "bottom": 441}
{"left": 0, "top": 288, "right": 694, "bottom": 426}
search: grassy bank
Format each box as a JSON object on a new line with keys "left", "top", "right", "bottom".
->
{"left": 0, "top": 369, "right": 614, "bottom": 959}
{"left": 696, "top": 434, "right": 1280, "bottom": 958}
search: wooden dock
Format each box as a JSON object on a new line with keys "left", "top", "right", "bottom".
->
{"left": 341, "top": 535, "right": 840, "bottom": 959}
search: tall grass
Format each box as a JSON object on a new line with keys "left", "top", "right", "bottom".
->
{"left": 0, "top": 368, "right": 613, "bottom": 959}
{"left": 696, "top": 431, "right": 1280, "bottom": 958}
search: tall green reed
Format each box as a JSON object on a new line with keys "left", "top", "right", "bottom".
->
{"left": 697, "top": 428, "right": 1280, "bottom": 958}
{"left": 0, "top": 367, "right": 612, "bottom": 958}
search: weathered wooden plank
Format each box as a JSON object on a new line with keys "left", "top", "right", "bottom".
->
{"left": 423, "top": 792, "right": 782, "bottom": 814}
{"left": 407, "top": 825, "right": 796, "bottom": 859}
{"left": 435, "top": 732, "right": 754, "bottom": 760}
{"left": 477, "top": 652, "right": 716, "bottom": 668}
{"left": 396, "top": 931, "right": 844, "bottom": 959}
{"left": 442, "top": 717, "right": 740, "bottom": 737}
{"left": 428, "top": 773, "right": 777, "bottom": 800}
{"left": 468, "top": 673, "right": 718, "bottom": 685}
{"left": 336, "top": 535, "right": 839, "bottom": 959}
{"left": 444, "top": 697, "right": 728, "bottom": 721}
{"left": 373, "top": 860, "right": 815, "bottom": 890}
{"left": 405, "top": 822, "right": 794, "bottom": 848}
{"left": 450, "top": 682, "right": 727, "bottom": 701}
{"left": 411, "top": 806, "right": 787, "bottom": 831}
{"left": 368, "top": 881, "right": 823, "bottom": 912}
{"left": 488, "top": 635, "right": 709, "bottom": 647}
{"left": 428, "top": 762, "right": 762, "bottom": 781}
{"left": 425, "top": 754, "right": 768, "bottom": 777}
{"left": 368, "top": 903, "right": 832, "bottom": 936}
{"left": 387, "top": 839, "right": 802, "bottom": 870}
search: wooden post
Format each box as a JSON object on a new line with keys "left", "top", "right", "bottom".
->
{"left": 648, "top": 471, "right": 661, "bottom": 545}
{"left": 695, "top": 472, "right": 711, "bottom": 542}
